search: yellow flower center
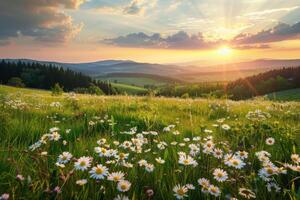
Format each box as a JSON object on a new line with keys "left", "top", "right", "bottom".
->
{"left": 121, "top": 184, "right": 127, "bottom": 190}
{"left": 177, "top": 188, "right": 185, "bottom": 196}
{"left": 95, "top": 168, "right": 103, "bottom": 174}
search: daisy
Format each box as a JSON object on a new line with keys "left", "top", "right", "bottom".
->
{"left": 145, "top": 163, "right": 155, "bottom": 172}
{"left": 178, "top": 155, "right": 198, "bottom": 167}
{"left": 57, "top": 152, "right": 73, "bottom": 164}
{"left": 236, "top": 151, "right": 248, "bottom": 159}
{"left": 138, "top": 159, "right": 148, "bottom": 166}
{"left": 221, "top": 124, "right": 230, "bottom": 130}
{"left": 89, "top": 164, "right": 109, "bottom": 180}
{"left": 226, "top": 156, "right": 246, "bottom": 169}
{"left": 213, "top": 168, "right": 228, "bottom": 182}
{"left": 155, "top": 157, "right": 165, "bottom": 164}
{"left": 213, "top": 148, "right": 223, "bottom": 159}
{"left": 173, "top": 184, "right": 188, "bottom": 199}
{"left": 76, "top": 179, "right": 87, "bottom": 186}
{"left": 198, "top": 178, "right": 210, "bottom": 188}
{"left": 267, "top": 182, "right": 281, "bottom": 192}
{"left": 185, "top": 184, "right": 195, "bottom": 190}
{"left": 208, "top": 185, "right": 221, "bottom": 197}
{"left": 291, "top": 154, "right": 300, "bottom": 164}
{"left": 97, "top": 138, "right": 106, "bottom": 145}
{"left": 51, "top": 132, "right": 61, "bottom": 141}
{"left": 117, "top": 180, "right": 131, "bottom": 192}
{"left": 265, "top": 137, "right": 275, "bottom": 145}
{"left": 74, "top": 156, "right": 92, "bottom": 171}
{"left": 238, "top": 188, "right": 256, "bottom": 199}
{"left": 107, "top": 171, "right": 125, "bottom": 182}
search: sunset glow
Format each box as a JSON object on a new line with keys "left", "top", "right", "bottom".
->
{"left": 0, "top": 1, "right": 300, "bottom": 64}
{"left": 217, "top": 46, "right": 232, "bottom": 57}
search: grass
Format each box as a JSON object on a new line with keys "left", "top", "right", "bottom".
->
{"left": 99, "top": 77, "right": 168, "bottom": 87}
{"left": 0, "top": 85, "right": 299, "bottom": 199}
{"left": 266, "top": 88, "right": 300, "bottom": 101}
{"left": 111, "top": 83, "right": 148, "bottom": 95}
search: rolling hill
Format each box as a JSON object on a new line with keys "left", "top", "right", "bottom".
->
{"left": 2, "top": 58, "right": 300, "bottom": 83}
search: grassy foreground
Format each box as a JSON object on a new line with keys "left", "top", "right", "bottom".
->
{"left": 0, "top": 85, "right": 299, "bottom": 200}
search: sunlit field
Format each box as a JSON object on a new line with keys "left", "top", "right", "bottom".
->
{"left": 0, "top": 85, "right": 299, "bottom": 200}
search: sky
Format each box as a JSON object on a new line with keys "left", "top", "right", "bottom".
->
{"left": 1, "top": 0, "right": 300, "bottom": 64}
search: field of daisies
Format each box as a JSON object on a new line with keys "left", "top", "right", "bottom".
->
{"left": 0, "top": 85, "right": 299, "bottom": 200}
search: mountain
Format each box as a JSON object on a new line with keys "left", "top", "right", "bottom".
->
{"left": 2, "top": 58, "right": 300, "bottom": 82}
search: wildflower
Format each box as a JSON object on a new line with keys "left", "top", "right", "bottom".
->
{"left": 213, "top": 168, "right": 228, "bottom": 182}
{"left": 145, "top": 163, "right": 155, "bottom": 172}
{"left": 258, "top": 166, "right": 278, "bottom": 181}
{"left": 178, "top": 155, "right": 198, "bottom": 167}
{"left": 173, "top": 130, "right": 180, "bottom": 135}
{"left": 63, "top": 140, "right": 67, "bottom": 145}
{"left": 138, "top": 159, "right": 148, "bottom": 166}
{"left": 53, "top": 186, "right": 61, "bottom": 193}
{"left": 89, "top": 164, "right": 109, "bottom": 180}
{"left": 185, "top": 184, "right": 195, "bottom": 190}
{"left": 225, "top": 156, "right": 246, "bottom": 169}
{"left": 291, "top": 154, "right": 300, "bottom": 164}
{"left": 76, "top": 179, "right": 87, "bottom": 186}
{"left": 208, "top": 185, "right": 221, "bottom": 197}
{"left": 117, "top": 180, "right": 131, "bottom": 192}
{"left": 236, "top": 151, "right": 248, "bottom": 159}
{"left": 265, "top": 137, "right": 275, "bottom": 145}
{"left": 267, "top": 182, "right": 281, "bottom": 192}
{"left": 74, "top": 156, "right": 92, "bottom": 171}
{"left": 0, "top": 193, "right": 9, "bottom": 200}
{"left": 16, "top": 174, "right": 25, "bottom": 181}
{"left": 55, "top": 162, "right": 65, "bottom": 168}
{"left": 213, "top": 148, "right": 223, "bottom": 159}
{"left": 58, "top": 152, "right": 73, "bottom": 164}
{"left": 239, "top": 188, "right": 256, "bottom": 199}
{"left": 221, "top": 124, "right": 230, "bottom": 130}
{"left": 107, "top": 171, "right": 125, "bottom": 182}
{"left": 97, "top": 138, "right": 107, "bottom": 145}
{"left": 192, "top": 136, "right": 201, "bottom": 141}
{"left": 173, "top": 184, "right": 188, "bottom": 199}
{"left": 51, "top": 131, "right": 61, "bottom": 141}
{"left": 145, "top": 188, "right": 154, "bottom": 198}
{"left": 155, "top": 157, "right": 165, "bottom": 164}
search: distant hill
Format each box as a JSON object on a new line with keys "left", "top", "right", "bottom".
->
{"left": 3, "top": 58, "right": 300, "bottom": 83}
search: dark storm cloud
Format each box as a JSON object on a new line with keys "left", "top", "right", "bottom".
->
{"left": 0, "top": 0, "right": 85, "bottom": 45}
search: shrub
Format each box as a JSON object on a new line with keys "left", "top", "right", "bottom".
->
{"left": 7, "top": 77, "right": 25, "bottom": 88}
{"left": 51, "top": 83, "right": 64, "bottom": 96}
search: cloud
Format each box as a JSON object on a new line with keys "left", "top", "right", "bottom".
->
{"left": 233, "top": 44, "right": 271, "bottom": 50}
{"left": 0, "top": 0, "right": 85, "bottom": 45}
{"left": 233, "top": 21, "right": 300, "bottom": 44}
{"left": 123, "top": 0, "right": 145, "bottom": 15}
{"left": 244, "top": 6, "right": 299, "bottom": 17}
{"left": 102, "top": 31, "right": 220, "bottom": 49}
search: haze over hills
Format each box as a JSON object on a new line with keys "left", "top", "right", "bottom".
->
{"left": 3, "top": 58, "right": 300, "bottom": 82}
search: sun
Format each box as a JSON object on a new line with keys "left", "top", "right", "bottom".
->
{"left": 217, "top": 46, "right": 232, "bottom": 57}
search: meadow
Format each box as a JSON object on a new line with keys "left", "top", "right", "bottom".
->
{"left": 0, "top": 85, "right": 299, "bottom": 200}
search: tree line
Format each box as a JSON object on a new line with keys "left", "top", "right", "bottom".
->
{"left": 157, "top": 67, "right": 300, "bottom": 100}
{"left": 0, "top": 60, "right": 116, "bottom": 95}
{"left": 226, "top": 67, "right": 300, "bottom": 100}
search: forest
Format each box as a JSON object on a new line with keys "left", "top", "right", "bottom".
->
{"left": 0, "top": 60, "right": 116, "bottom": 95}
{"left": 157, "top": 67, "right": 300, "bottom": 100}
